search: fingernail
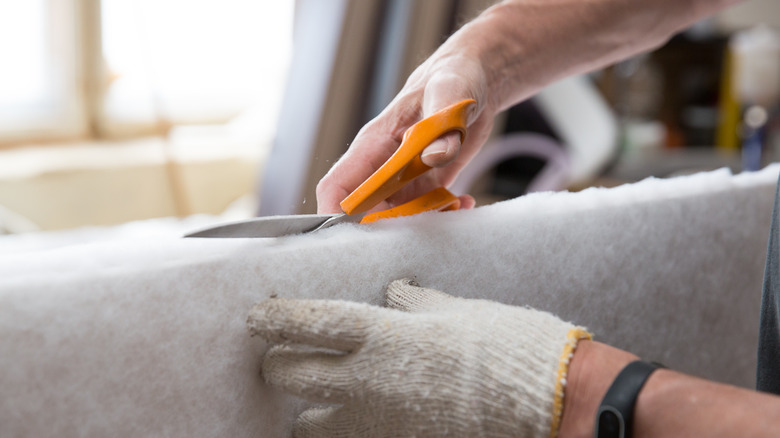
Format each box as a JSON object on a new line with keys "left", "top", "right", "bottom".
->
{"left": 421, "top": 138, "right": 449, "bottom": 160}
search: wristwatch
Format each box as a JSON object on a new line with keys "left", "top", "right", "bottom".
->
{"left": 594, "top": 360, "right": 664, "bottom": 438}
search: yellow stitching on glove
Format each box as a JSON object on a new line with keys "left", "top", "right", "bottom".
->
{"left": 549, "top": 327, "right": 592, "bottom": 438}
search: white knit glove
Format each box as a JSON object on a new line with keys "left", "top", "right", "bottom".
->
{"left": 247, "top": 279, "right": 591, "bottom": 438}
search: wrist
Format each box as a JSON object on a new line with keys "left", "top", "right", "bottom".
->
{"left": 558, "top": 341, "right": 638, "bottom": 438}
{"left": 440, "top": 2, "right": 527, "bottom": 113}
{"left": 440, "top": 0, "right": 726, "bottom": 117}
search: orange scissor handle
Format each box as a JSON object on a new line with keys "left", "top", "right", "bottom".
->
{"left": 340, "top": 99, "right": 477, "bottom": 216}
{"left": 359, "top": 187, "right": 460, "bottom": 224}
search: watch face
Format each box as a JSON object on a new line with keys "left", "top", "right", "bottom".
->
{"left": 596, "top": 407, "right": 625, "bottom": 438}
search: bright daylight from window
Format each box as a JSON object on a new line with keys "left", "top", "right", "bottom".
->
{"left": 0, "top": 0, "right": 79, "bottom": 138}
{"left": 101, "top": 0, "right": 294, "bottom": 131}
{"left": 0, "top": 0, "right": 294, "bottom": 234}
{"left": 0, "top": 1, "right": 47, "bottom": 121}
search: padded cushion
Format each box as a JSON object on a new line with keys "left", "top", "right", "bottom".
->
{"left": 0, "top": 165, "right": 776, "bottom": 436}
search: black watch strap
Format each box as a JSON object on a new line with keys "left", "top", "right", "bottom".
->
{"left": 594, "top": 360, "right": 663, "bottom": 438}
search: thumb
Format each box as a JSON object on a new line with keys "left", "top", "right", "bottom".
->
{"left": 420, "top": 71, "right": 482, "bottom": 168}
{"left": 385, "top": 278, "right": 455, "bottom": 313}
{"left": 420, "top": 132, "right": 462, "bottom": 168}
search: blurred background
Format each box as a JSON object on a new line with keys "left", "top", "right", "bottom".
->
{"left": 0, "top": 0, "right": 779, "bottom": 238}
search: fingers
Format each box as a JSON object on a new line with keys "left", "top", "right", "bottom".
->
{"left": 385, "top": 279, "right": 455, "bottom": 313}
{"left": 419, "top": 66, "right": 485, "bottom": 168}
{"left": 315, "top": 180, "right": 351, "bottom": 215}
{"left": 458, "top": 194, "right": 476, "bottom": 210}
{"left": 262, "top": 345, "right": 357, "bottom": 404}
{"left": 292, "top": 407, "right": 357, "bottom": 438}
{"left": 420, "top": 131, "right": 462, "bottom": 168}
{"left": 247, "top": 298, "right": 377, "bottom": 352}
{"left": 316, "top": 121, "right": 402, "bottom": 214}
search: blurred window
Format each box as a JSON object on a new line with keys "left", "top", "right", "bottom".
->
{"left": 0, "top": 0, "right": 294, "bottom": 144}
{"left": 0, "top": 0, "right": 82, "bottom": 141}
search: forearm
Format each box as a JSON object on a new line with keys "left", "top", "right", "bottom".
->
{"left": 561, "top": 340, "right": 780, "bottom": 437}
{"left": 316, "top": 0, "right": 743, "bottom": 212}
{"left": 431, "top": 0, "right": 741, "bottom": 114}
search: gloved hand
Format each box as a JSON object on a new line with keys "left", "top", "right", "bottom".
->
{"left": 247, "top": 279, "right": 591, "bottom": 438}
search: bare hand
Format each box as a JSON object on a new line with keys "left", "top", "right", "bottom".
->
{"left": 315, "top": 53, "right": 496, "bottom": 214}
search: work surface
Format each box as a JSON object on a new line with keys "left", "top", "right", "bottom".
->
{"left": 1, "top": 165, "right": 778, "bottom": 437}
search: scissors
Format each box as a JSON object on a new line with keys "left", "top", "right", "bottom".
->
{"left": 185, "top": 99, "right": 476, "bottom": 238}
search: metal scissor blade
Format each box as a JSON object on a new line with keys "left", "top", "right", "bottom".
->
{"left": 184, "top": 214, "right": 336, "bottom": 238}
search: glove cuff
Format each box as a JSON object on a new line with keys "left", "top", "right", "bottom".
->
{"left": 549, "top": 327, "right": 592, "bottom": 438}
